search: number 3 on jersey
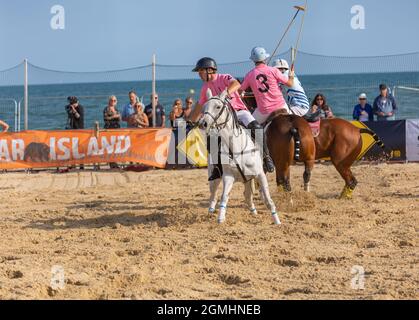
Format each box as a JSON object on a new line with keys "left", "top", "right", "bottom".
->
{"left": 256, "top": 74, "right": 270, "bottom": 93}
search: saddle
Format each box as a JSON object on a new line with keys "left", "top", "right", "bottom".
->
{"left": 307, "top": 119, "right": 321, "bottom": 138}
{"left": 264, "top": 109, "right": 290, "bottom": 125}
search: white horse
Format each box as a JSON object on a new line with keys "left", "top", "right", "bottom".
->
{"left": 200, "top": 89, "right": 281, "bottom": 225}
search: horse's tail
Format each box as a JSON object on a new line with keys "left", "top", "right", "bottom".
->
{"left": 290, "top": 126, "right": 301, "bottom": 161}
{"left": 359, "top": 128, "right": 385, "bottom": 149}
{"left": 359, "top": 128, "right": 391, "bottom": 160}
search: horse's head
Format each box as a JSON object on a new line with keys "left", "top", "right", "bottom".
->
{"left": 199, "top": 89, "right": 230, "bottom": 133}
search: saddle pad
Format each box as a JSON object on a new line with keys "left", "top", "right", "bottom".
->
{"left": 308, "top": 120, "right": 321, "bottom": 138}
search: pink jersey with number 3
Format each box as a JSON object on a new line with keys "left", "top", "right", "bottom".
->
{"left": 199, "top": 74, "right": 248, "bottom": 111}
{"left": 240, "top": 64, "right": 289, "bottom": 115}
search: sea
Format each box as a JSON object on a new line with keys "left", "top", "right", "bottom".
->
{"left": 0, "top": 72, "right": 418, "bottom": 131}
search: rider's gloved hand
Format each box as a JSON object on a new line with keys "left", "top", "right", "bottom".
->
{"left": 222, "top": 89, "right": 232, "bottom": 102}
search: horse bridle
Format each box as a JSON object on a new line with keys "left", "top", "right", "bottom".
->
{"left": 203, "top": 97, "right": 241, "bottom": 136}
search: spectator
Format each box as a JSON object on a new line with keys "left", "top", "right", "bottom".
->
{"left": 353, "top": 93, "right": 374, "bottom": 122}
{"left": 373, "top": 84, "right": 397, "bottom": 121}
{"left": 103, "top": 95, "right": 121, "bottom": 169}
{"left": 304, "top": 94, "right": 334, "bottom": 122}
{"left": 65, "top": 96, "right": 84, "bottom": 129}
{"left": 103, "top": 95, "right": 121, "bottom": 129}
{"left": 129, "top": 103, "right": 149, "bottom": 128}
{"left": 170, "top": 99, "right": 186, "bottom": 128}
{"left": 0, "top": 119, "right": 9, "bottom": 132}
{"left": 183, "top": 97, "right": 194, "bottom": 120}
{"left": 145, "top": 94, "right": 166, "bottom": 127}
{"left": 122, "top": 91, "right": 138, "bottom": 127}
{"left": 65, "top": 96, "right": 84, "bottom": 170}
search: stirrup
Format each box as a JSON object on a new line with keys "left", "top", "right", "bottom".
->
{"left": 208, "top": 167, "right": 222, "bottom": 181}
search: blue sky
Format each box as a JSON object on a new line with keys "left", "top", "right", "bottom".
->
{"left": 1, "top": 0, "right": 419, "bottom": 71}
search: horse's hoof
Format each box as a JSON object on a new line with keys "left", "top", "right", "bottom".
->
{"left": 250, "top": 208, "right": 258, "bottom": 216}
{"left": 339, "top": 187, "right": 354, "bottom": 200}
{"left": 209, "top": 208, "right": 216, "bottom": 214}
{"left": 218, "top": 208, "right": 226, "bottom": 224}
{"left": 304, "top": 184, "right": 310, "bottom": 192}
{"left": 217, "top": 218, "right": 226, "bottom": 224}
{"left": 272, "top": 213, "right": 281, "bottom": 225}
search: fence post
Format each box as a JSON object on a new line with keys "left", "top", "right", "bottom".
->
{"left": 18, "top": 99, "right": 22, "bottom": 132}
{"left": 24, "top": 59, "right": 28, "bottom": 130}
{"left": 13, "top": 100, "right": 18, "bottom": 132}
{"left": 152, "top": 54, "right": 156, "bottom": 128}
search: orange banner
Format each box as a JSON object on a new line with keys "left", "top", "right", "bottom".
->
{"left": 0, "top": 128, "right": 172, "bottom": 169}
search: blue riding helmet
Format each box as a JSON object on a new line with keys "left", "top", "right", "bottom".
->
{"left": 250, "top": 47, "right": 270, "bottom": 63}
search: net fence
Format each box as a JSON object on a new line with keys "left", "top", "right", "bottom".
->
{"left": 0, "top": 49, "right": 418, "bottom": 130}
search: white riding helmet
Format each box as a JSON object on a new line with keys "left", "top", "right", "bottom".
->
{"left": 250, "top": 47, "right": 270, "bottom": 63}
{"left": 272, "top": 59, "right": 289, "bottom": 70}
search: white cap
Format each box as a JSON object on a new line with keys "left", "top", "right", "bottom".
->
{"left": 272, "top": 59, "right": 289, "bottom": 70}
{"left": 359, "top": 93, "right": 367, "bottom": 99}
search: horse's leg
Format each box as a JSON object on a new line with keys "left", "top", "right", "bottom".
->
{"left": 303, "top": 160, "right": 315, "bottom": 192}
{"left": 218, "top": 173, "right": 235, "bottom": 224}
{"left": 332, "top": 154, "right": 359, "bottom": 200}
{"left": 208, "top": 178, "right": 221, "bottom": 214}
{"left": 335, "top": 164, "right": 358, "bottom": 199}
{"left": 257, "top": 173, "right": 281, "bottom": 225}
{"left": 276, "top": 165, "right": 291, "bottom": 192}
{"left": 244, "top": 180, "right": 257, "bottom": 215}
{"left": 331, "top": 137, "right": 361, "bottom": 200}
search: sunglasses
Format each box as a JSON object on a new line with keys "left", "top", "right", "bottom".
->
{"left": 359, "top": 98, "right": 366, "bottom": 101}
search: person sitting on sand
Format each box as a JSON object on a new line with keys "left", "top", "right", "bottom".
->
{"left": 128, "top": 103, "right": 149, "bottom": 128}
{"left": 0, "top": 119, "right": 9, "bottom": 132}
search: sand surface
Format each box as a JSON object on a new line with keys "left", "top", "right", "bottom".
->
{"left": 0, "top": 163, "right": 417, "bottom": 300}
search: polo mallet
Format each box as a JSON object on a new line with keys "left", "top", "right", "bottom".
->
{"left": 291, "top": 0, "right": 308, "bottom": 69}
{"left": 268, "top": 5, "right": 306, "bottom": 66}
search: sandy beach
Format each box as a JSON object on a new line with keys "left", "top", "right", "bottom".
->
{"left": 0, "top": 163, "right": 417, "bottom": 300}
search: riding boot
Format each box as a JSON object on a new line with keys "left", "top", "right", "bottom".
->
{"left": 248, "top": 121, "right": 275, "bottom": 173}
{"left": 262, "top": 133, "right": 275, "bottom": 173}
{"left": 208, "top": 135, "right": 223, "bottom": 181}
{"left": 208, "top": 162, "right": 223, "bottom": 181}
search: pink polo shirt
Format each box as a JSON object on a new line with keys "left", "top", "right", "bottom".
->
{"left": 241, "top": 64, "right": 288, "bottom": 115}
{"left": 199, "top": 74, "right": 248, "bottom": 111}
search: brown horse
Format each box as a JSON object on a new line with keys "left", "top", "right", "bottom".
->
{"left": 266, "top": 115, "right": 386, "bottom": 199}
{"left": 265, "top": 112, "right": 316, "bottom": 193}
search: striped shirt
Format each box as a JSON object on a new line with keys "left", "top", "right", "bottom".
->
{"left": 282, "top": 73, "right": 309, "bottom": 110}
